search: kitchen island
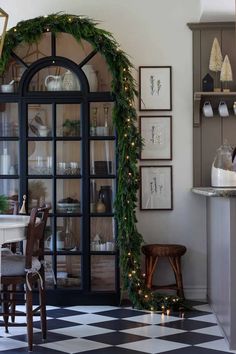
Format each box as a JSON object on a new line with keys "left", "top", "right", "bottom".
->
{"left": 192, "top": 187, "right": 236, "bottom": 350}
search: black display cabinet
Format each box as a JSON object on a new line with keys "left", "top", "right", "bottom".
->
{"left": 0, "top": 32, "right": 119, "bottom": 305}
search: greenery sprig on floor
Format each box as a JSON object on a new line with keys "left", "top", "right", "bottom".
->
{"left": 0, "top": 13, "right": 185, "bottom": 313}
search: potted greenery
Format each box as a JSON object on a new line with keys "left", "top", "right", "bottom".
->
{"left": 63, "top": 119, "right": 80, "bottom": 136}
{"left": 0, "top": 194, "right": 8, "bottom": 213}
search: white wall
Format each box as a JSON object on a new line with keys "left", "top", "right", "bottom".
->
{"left": 1, "top": 0, "right": 208, "bottom": 299}
{"left": 200, "top": 0, "right": 235, "bottom": 21}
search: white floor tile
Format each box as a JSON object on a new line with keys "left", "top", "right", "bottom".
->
{"left": 0, "top": 338, "right": 28, "bottom": 350}
{"left": 121, "top": 324, "right": 186, "bottom": 338}
{"left": 193, "top": 304, "right": 212, "bottom": 312}
{"left": 0, "top": 326, "right": 40, "bottom": 337}
{"left": 40, "top": 338, "right": 111, "bottom": 353}
{"left": 197, "top": 338, "right": 236, "bottom": 353}
{"left": 192, "top": 324, "right": 224, "bottom": 337}
{"left": 124, "top": 313, "right": 179, "bottom": 325}
{"left": 62, "top": 313, "right": 116, "bottom": 324}
{"left": 189, "top": 313, "right": 217, "bottom": 323}
{"left": 118, "top": 338, "right": 189, "bottom": 354}
{"left": 64, "top": 305, "right": 119, "bottom": 313}
{"left": 50, "top": 324, "right": 115, "bottom": 337}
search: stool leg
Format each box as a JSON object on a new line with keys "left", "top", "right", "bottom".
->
{"left": 145, "top": 255, "right": 158, "bottom": 289}
{"left": 168, "top": 256, "right": 185, "bottom": 298}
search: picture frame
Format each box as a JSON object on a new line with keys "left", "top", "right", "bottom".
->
{"left": 140, "top": 166, "right": 173, "bottom": 210}
{"left": 139, "top": 66, "right": 172, "bottom": 111}
{"left": 139, "top": 115, "right": 172, "bottom": 160}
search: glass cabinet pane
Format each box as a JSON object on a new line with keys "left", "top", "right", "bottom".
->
{"left": 0, "top": 141, "right": 18, "bottom": 175}
{"left": 0, "top": 103, "right": 19, "bottom": 137}
{"left": 57, "top": 255, "right": 81, "bottom": 288}
{"left": 56, "top": 179, "right": 81, "bottom": 213}
{"left": 56, "top": 104, "right": 81, "bottom": 137}
{"left": 90, "top": 141, "right": 115, "bottom": 175}
{"left": 90, "top": 102, "right": 114, "bottom": 136}
{"left": 28, "top": 104, "right": 52, "bottom": 137}
{"left": 28, "top": 141, "right": 52, "bottom": 175}
{"left": 56, "top": 141, "right": 81, "bottom": 175}
{"left": 28, "top": 179, "right": 52, "bottom": 210}
{"left": 90, "top": 179, "right": 115, "bottom": 213}
{"left": 45, "top": 255, "right": 55, "bottom": 289}
{"left": 91, "top": 255, "right": 116, "bottom": 291}
{"left": 57, "top": 217, "right": 81, "bottom": 251}
{"left": 90, "top": 217, "right": 115, "bottom": 252}
{"left": 0, "top": 179, "right": 18, "bottom": 199}
{"left": 28, "top": 66, "right": 80, "bottom": 92}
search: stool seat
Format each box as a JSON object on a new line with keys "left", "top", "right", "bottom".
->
{"left": 141, "top": 244, "right": 186, "bottom": 298}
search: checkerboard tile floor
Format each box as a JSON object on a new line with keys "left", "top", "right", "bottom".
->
{"left": 0, "top": 301, "right": 236, "bottom": 353}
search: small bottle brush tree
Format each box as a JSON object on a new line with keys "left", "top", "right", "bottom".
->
{"left": 220, "top": 55, "right": 233, "bottom": 92}
{"left": 209, "top": 37, "right": 223, "bottom": 92}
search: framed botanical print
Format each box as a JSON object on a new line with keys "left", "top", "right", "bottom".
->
{"left": 139, "top": 115, "right": 172, "bottom": 160}
{"left": 140, "top": 166, "right": 173, "bottom": 210}
{"left": 139, "top": 66, "right": 172, "bottom": 111}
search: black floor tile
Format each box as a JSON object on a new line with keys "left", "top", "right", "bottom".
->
{"left": 158, "top": 319, "right": 217, "bottom": 331}
{"left": 46, "top": 308, "right": 86, "bottom": 318}
{"left": 156, "top": 347, "right": 232, "bottom": 354}
{"left": 95, "top": 308, "right": 148, "bottom": 318}
{"left": 91, "top": 319, "right": 150, "bottom": 330}
{"left": 159, "top": 331, "right": 223, "bottom": 345}
{"left": 84, "top": 331, "right": 147, "bottom": 345}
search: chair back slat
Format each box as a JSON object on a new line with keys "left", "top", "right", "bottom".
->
{"left": 25, "top": 206, "right": 49, "bottom": 269}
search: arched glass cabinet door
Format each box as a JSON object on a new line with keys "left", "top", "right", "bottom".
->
{"left": 0, "top": 31, "right": 119, "bottom": 304}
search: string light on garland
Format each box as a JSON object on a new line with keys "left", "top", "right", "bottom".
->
{"left": 0, "top": 13, "right": 186, "bottom": 314}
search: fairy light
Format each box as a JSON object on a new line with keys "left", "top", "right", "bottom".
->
{"left": 128, "top": 172, "right": 132, "bottom": 176}
{"left": 13, "top": 28, "right": 17, "bottom": 32}
{"left": 128, "top": 273, "right": 132, "bottom": 278}
{"left": 166, "top": 309, "right": 170, "bottom": 316}
{"left": 127, "top": 252, "right": 131, "bottom": 256}
{"left": 144, "top": 294, "right": 148, "bottom": 299}
{"left": 46, "top": 28, "right": 50, "bottom": 32}
{"left": 68, "top": 17, "right": 72, "bottom": 22}
{"left": 126, "top": 155, "right": 129, "bottom": 159}
{"left": 124, "top": 133, "right": 127, "bottom": 138}
{"left": 131, "top": 142, "right": 135, "bottom": 146}
{"left": 127, "top": 118, "right": 130, "bottom": 122}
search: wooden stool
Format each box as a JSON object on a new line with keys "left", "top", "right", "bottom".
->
{"left": 141, "top": 244, "right": 186, "bottom": 298}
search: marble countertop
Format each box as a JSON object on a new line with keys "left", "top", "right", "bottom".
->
{"left": 192, "top": 187, "right": 236, "bottom": 197}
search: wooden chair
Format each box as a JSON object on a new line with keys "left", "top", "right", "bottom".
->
{"left": 1, "top": 206, "right": 49, "bottom": 351}
{"left": 142, "top": 244, "right": 186, "bottom": 298}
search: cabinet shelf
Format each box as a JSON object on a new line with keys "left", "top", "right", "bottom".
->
{"left": 194, "top": 91, "right": 236, "bottom": 101}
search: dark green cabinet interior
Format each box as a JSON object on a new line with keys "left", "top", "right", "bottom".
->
{"left": 0, "top": 32, "right": 120, "bottom": 305}
{"left": 188, "top": 22, "right": 236, "bottom": 187}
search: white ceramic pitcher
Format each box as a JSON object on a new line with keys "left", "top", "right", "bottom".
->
{"left": 45, "top": 75, "right": 63, "bottom": 91}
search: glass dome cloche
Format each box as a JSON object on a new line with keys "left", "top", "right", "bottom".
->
{"left": 211, "top": 141, "right": 236, "bottom": 187}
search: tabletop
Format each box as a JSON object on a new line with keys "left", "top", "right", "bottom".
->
{"left": 0, "top": 215, "right": 30, "bottom": 245}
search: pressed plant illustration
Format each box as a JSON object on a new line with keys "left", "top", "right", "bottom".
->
{"left": 149, "top": 75, "right": 162, "bottom": 95}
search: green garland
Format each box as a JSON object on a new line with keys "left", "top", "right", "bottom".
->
{"left": 0, "top": 194, "right": 8, "bottom": 213}
{"left": 0, "top": 13, "right": 184, "bottom": 312}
